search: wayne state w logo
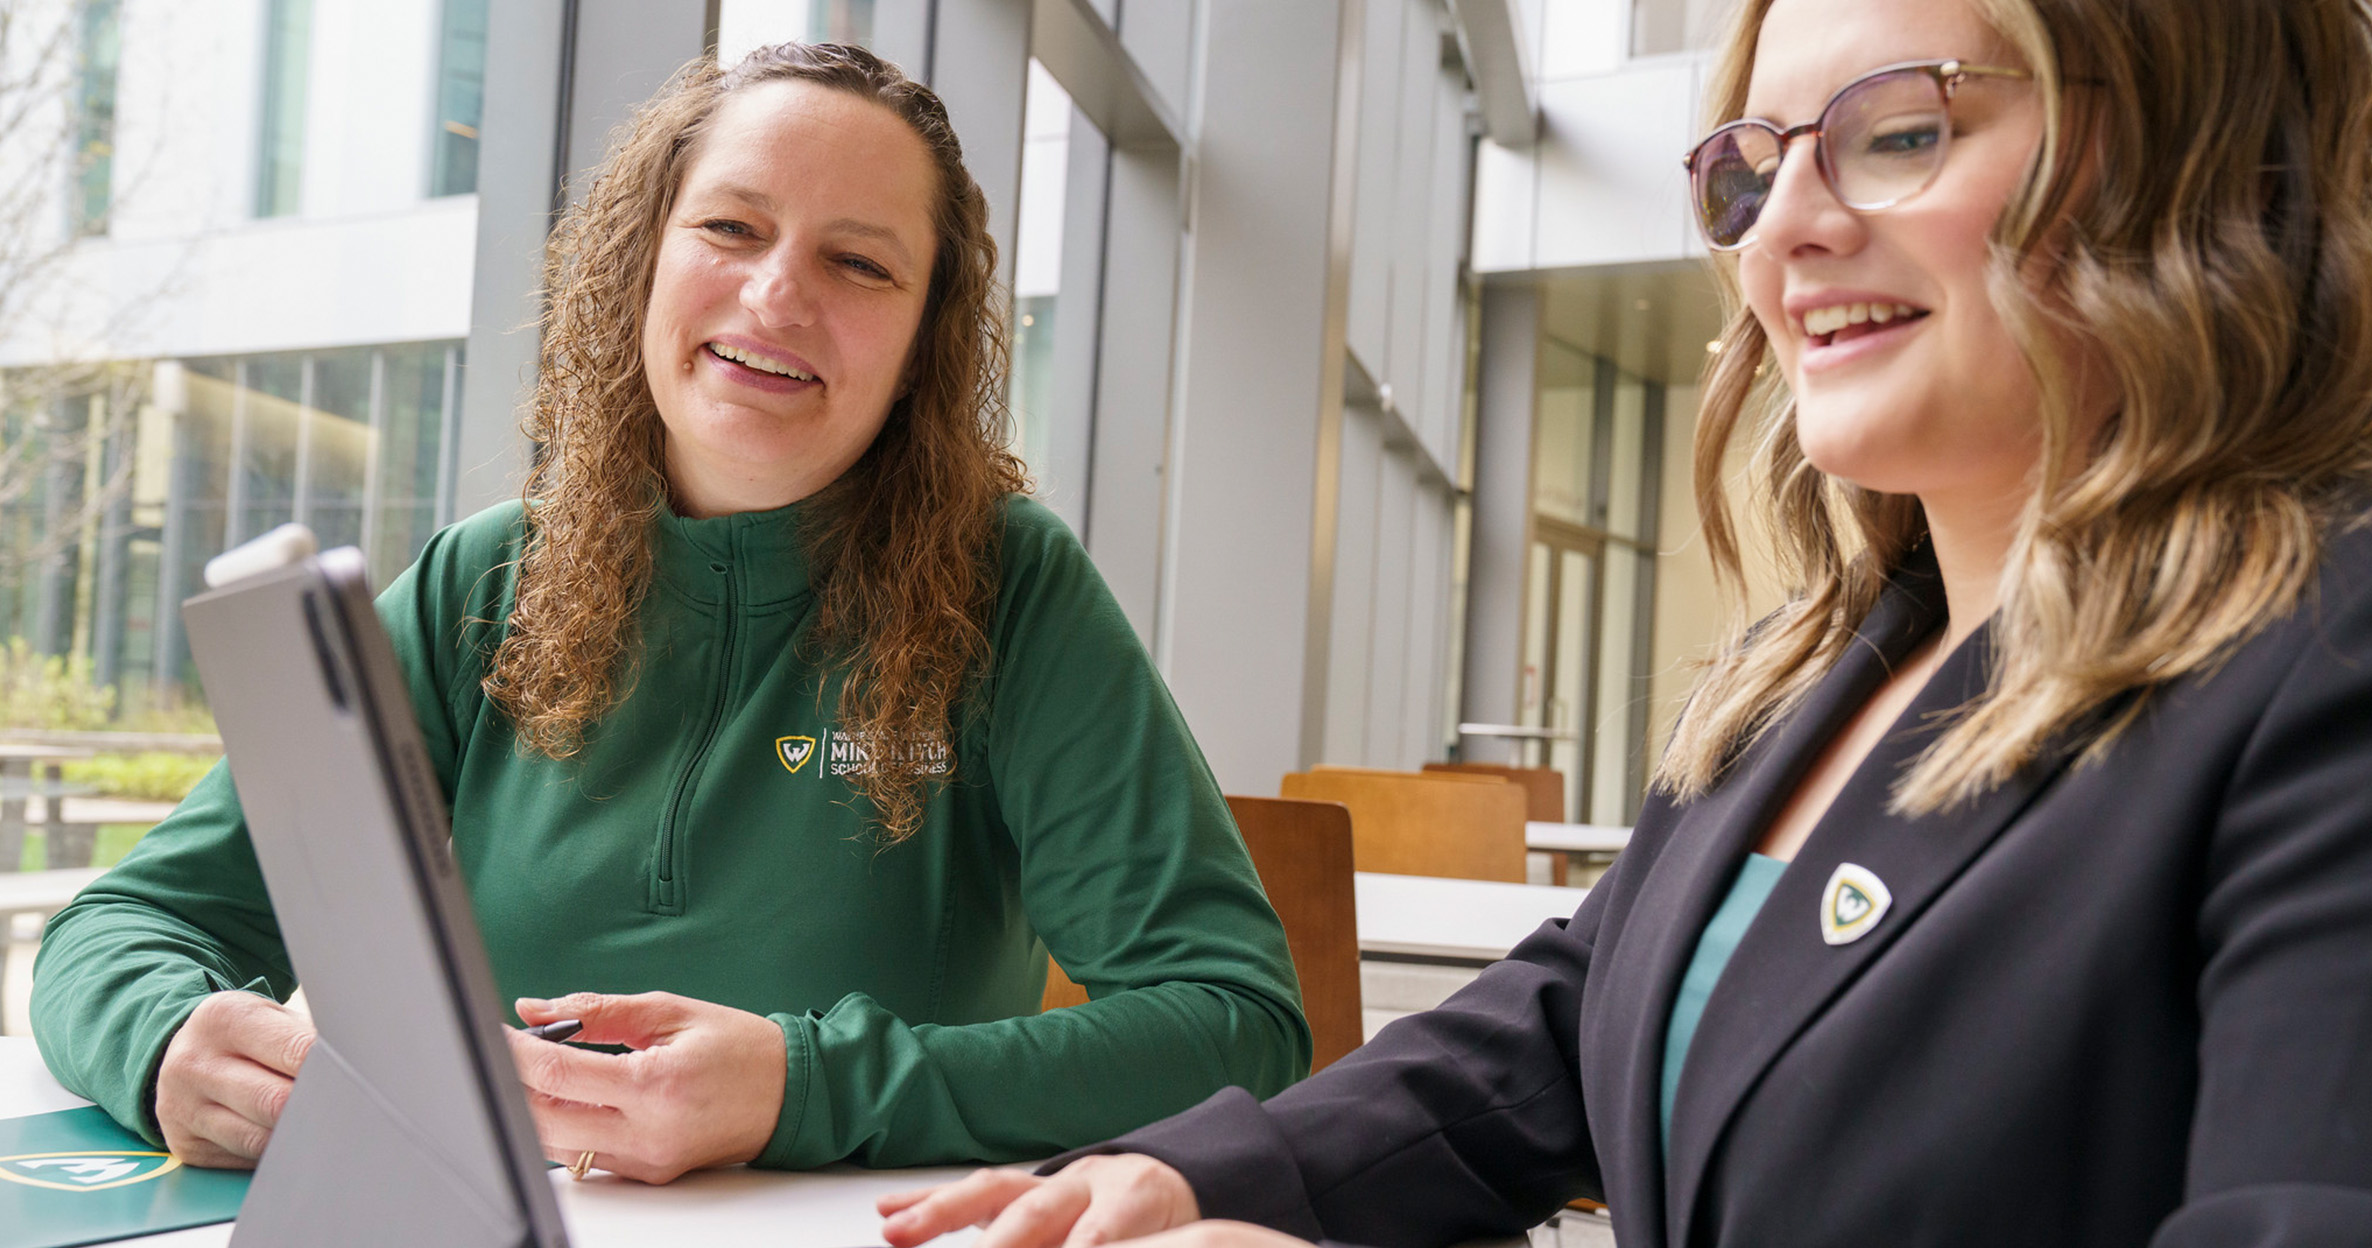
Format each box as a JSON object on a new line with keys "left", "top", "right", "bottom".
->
{"left": 776, "top": 735, "right": 818, "bottom": 774}
{"left": 0, "top": 1150, "right": 181, "bottom": 1191}
{"left": 1819, "top": 862, "right": 1893, "bottom": 946}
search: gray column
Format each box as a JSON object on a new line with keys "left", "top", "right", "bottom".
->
{"left": 922, "top": 0, "right": 1030, "bottom": 296}
{"left": 1039, "top": 110, "right": 1111, "bottom": 535}
{"left": 1155, "top": 0, "right": 1355, "bottom": 793}
{"left": 455, "top": 0, "right": 711, "bottom": 519}
{"left": 1082, "top": 129, "right": 1182, "bottom": 645}
{"left": 1078, "top": 0, "right": 1190, "bottom": 645}
{"left": 1459, "top": 279, "right": 1537, "bottom": 763}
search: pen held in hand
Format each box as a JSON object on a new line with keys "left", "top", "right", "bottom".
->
{"left": 523, "top": 1018, "right": 583, "bottom": 1043}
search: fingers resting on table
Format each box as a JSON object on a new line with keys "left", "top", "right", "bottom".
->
{"left": 879, "top": 1154, "right": 1205, "bottom": 1248}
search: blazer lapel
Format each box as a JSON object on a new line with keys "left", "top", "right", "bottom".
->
{"left": 1592, "top": 558, "right": 1945, "bottom": 1248}
{"left": 1662, "top": 604, "right": 2087, "bottom": 1246}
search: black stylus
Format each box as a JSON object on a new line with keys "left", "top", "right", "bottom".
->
{"left": 522, "top": 1018, "right": 583, "bottom": 1042}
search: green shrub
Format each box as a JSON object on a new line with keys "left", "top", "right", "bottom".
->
{"left": 61, "top": 752, "right": 218, "bottom": 802}
{"left": 0, "top": 637, "right": 115, "bottom": 730}
{"left": 117, "top": 702, "right": 219, "bottom": 736}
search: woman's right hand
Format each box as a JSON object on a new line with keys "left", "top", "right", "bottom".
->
{"left": 154, "top": 990, "right": 316, "bottom": 1168}
{"left": 879, "top": 1154, "right": 1202, "bottom": 1247}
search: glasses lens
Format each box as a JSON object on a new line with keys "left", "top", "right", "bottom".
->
{"left": 1825, "top": 68, "right": 1949, "bottom": 208}
{"left": 1692, "top": 124, "right": 1782, "bottom": 248}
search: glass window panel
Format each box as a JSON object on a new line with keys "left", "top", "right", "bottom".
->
{"left": 1007, "top": 59, "right": 1072, "bottom": 487}
{"left": 1548, "top": 546, "right": 1595, "bottom": 814}
{"left": 255, "top": 0, "right": 312, "bottom": 218}
{"left": 173, "top": 346, "right": 457, "bottom": 595}
{"left": 370, "top": 343, "right": 452, "bottom": 585}
{"left": 715, "top": 0, "right": 876, "bottom": 63}
{"left": 1590, "top": 543, "right": 1638, "bottom": 822}
{"left": 72, "top": 0, "right": 120, "bottom": 236}
{"left": 1631, "top": 0, "right": 1734, "bottom": 57}
{"left": 1520, "top": 541, "right": 1553, "bottom": 745}
{"left": 304, "top": 349, "right": 375, "bottom": 554}
{"left": 429, "top": 0, "right": 489, "bottom": 197}
{"left": 159, "top": 372, "right": 237, "bottom": 693}
{"left": 235, "top": 355, "right": 302, "bottom": 545}
{"left": 807, "top": 0, "right": 876, "bottom": 43}
{"left": 0, "top": 397, "right": 39, "bottom": 639}
{"left": 1606, "top": 374, "right": 1646, "bottom": 540}
{"left": 1531, "top": 342, "right": 1594, "bottom": 528}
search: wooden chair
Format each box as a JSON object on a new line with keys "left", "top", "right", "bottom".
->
{"left": 1424, "top": 762, "right": 1571, "bottom": 883}
{"left": 1043, "top": 797, "right": 1365, "bottom": 1072}
{"left": 1041, "top": 959, "right": 1092, "bottom": 1011}
{"left": 1226, "top": 795, "right": 1362, "bottom": 1071}
{"left": 1423, "top": 762, "right": 1564, "bottom": 821}
{"left": 1282, "top": 766, "right": 1527, "bottom": 883}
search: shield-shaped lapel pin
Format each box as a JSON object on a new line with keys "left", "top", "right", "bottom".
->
{"left": 1820, "top": 862, "right": 1892, "bottom": 946}
{"left": 776, "top": 735, "right": 817, "bottom": 775}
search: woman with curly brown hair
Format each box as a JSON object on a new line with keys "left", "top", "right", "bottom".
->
{"left": 33, "top": 43, "right": 1308, "bottom": 1183}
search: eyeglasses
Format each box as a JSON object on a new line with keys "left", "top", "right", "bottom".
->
{"left": 1683, "top": 59, "right": 2032, "bottom": 251}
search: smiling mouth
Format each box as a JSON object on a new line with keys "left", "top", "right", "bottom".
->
{"left": 705, "top": 342, "right": 819, "bottom": 382}
{"left": 1795, "top": 302, "right": 1931, "bottom": 348}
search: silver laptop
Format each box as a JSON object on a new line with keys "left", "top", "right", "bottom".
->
{"left": 181, "top": 528, "right": 568, "bottom": 1248}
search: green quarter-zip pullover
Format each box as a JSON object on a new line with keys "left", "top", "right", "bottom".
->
{"left": 33, "top": 496, "right": 1311, "bottom": 1168}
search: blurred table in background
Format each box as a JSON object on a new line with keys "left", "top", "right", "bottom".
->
{"left": 1355, "top": 871, "right": 1590, "bottom": 1042}
{"left": 1526, "top": 820, "right": 1631, "bottom": 889}
{"left": 0, "top": 744, "right": 97, "bottom": 873}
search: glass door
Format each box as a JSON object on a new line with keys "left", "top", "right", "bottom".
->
{"left": 1519, "top": 518, "right": 1603, "bottom": 821}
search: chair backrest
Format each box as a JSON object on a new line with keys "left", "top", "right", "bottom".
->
{"left": 1423, "top": 761, "right": 1566, "bottom": 823}
{"left": 1041, "top": 797, "right": 1365, "bottom": 1072}
{"left": 1283, "top": 766, "right": 1528, "bottom": 883}
{"left": 1226, "top": 794, "right": 1362, "bottom": 1071}
{"left": 1040, "top": 958, "right": 1091, "bottom": 1011}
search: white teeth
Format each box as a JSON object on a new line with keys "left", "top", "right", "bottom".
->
{"left": 1800, "top": 302, "right": 1921, "bottom": 340}
{"left": 706, "top": 342, "right": 816, "bottom": 381}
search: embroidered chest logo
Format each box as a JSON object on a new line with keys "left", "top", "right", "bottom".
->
{"left": 0, "top": 1151, "right": 181, "bottom": 1191}
{"left": 1820, "top": 862, "right": 1893, "bottom": 946}
{"left": 774, "top": 730, "right": 951, "bottom": 779}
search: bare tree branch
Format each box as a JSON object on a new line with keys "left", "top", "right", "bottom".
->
{"left": 0, "top": 1, "right": 161, "bottom": 631}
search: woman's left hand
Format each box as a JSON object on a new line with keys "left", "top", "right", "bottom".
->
{"left": 505, "top": 991, "right": 787, "bottom": 1183}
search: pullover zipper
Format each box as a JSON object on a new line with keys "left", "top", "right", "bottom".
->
{"left": 652, "top": 557, "right": 738, "bottom": 913}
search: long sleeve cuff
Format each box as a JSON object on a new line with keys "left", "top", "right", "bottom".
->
{"left": 1042, "top": 1087, "right": 1328, "bottom": 1242}
{"left": 753, "top": 1011, "right": 816, "bottom": 1170}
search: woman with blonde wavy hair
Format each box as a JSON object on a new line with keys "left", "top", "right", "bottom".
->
{"left": 34, "top": 42, "right": 1307, "bottom": 1182}
{"left": 889, "top": 0, "right": 2372, "bottom": 1244}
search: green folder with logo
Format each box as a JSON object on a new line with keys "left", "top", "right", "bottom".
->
{"left": 0, "top": 1108, "right": 249, "bottom": 1247}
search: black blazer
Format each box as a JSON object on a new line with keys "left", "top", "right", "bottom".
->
{"left": 1079, "top": 526, "right": 2372, "bottom": 1247}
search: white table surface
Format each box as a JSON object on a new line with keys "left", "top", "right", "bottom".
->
{"left": 1523, "top": 822, "right": 1631, "bottom": 855}
{"left": 1354, "top": 872, "right": 1590, "bottom": 964}
{"left": 1, "top": 1036, "right": 983, "bottom": 1247}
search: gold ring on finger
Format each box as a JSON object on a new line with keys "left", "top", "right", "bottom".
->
{"left": 567, "top": 1150, "right": 596, "bottom": 1181}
